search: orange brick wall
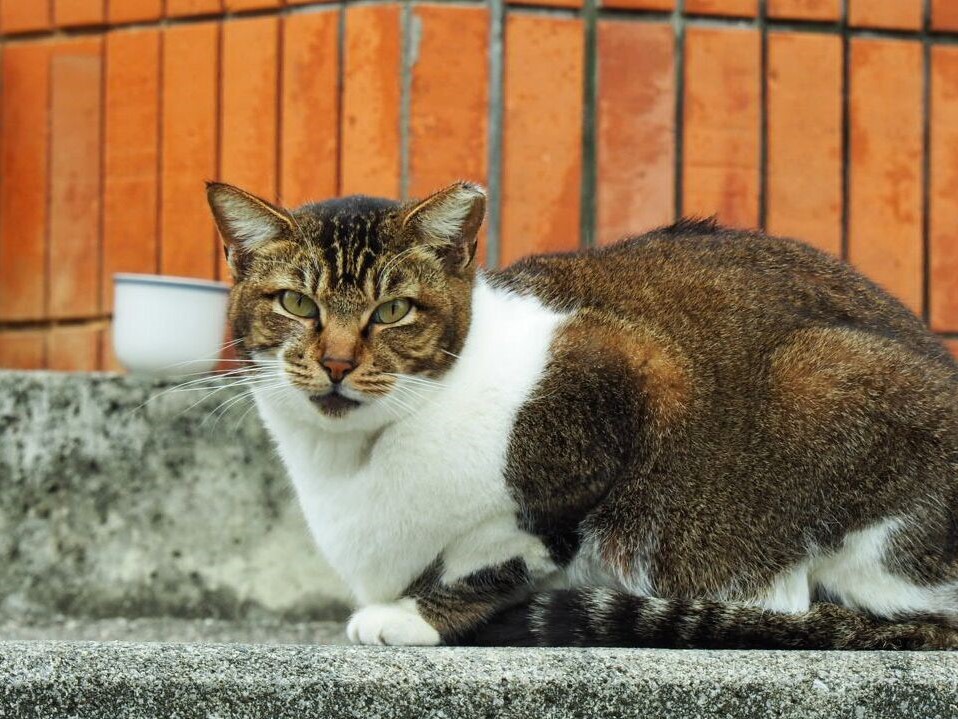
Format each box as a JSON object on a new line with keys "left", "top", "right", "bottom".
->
{"left": 1, "top": 0, "right": 957, "bottom": 370}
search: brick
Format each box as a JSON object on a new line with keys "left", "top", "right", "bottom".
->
{"left": 224, "top": 0, "right": 279, "bottom": 9}
{"left": 161, "top": 22, "right": 219, "bottom": 280}
{"left": 54, "top": 0, "right": 104, "bottom": 26}
{"left": 108, "top": 0, "right": 162, "bottom": 23}
{"left": 285, "top": 0, "right": 336, "bottom": 4}
{"left": 685, "top": 0, "right": 756, "bottom": 16}
{"left": 597, "top": 20, "right": 674, "bottom": 246}
{"left": 341, "top": 4, "right": 402, "bottom": 198}
{"left": 0, "top": 331, "right": 46, "bottom": 369}
{"left": 166, "top": 0, "right": 221, "bottom": 16}
{"left": 848, "top": 39, "right": 923, "bottom": 314}
{"left": 501, "top": 14, "right": 583, "bottom": 265}
{"left": 104, "top": 29, "right": 160, "bottom": 312}
{"left": 281, "top": 9, "right": 340, "bottom": 208}
{"left": 220, "top": 15, "right": 279, "bottom": 280}
{"left": 47, "top": 325, "right": 101, "bottom": 371}
{"left": 766, "top": 32, "right": 842, "bottom": 256}
{"left": 215, "top": 326, "right": 239, "bottom": 372}
{"left": 601, "top": 0, "right": 674, "bottom": 8}
{"left": 410, "top": 4, "right": 489, "bottom": 261}
{"left": 0, "top": 44, "right": 50, "bottom": 321}
{"left": 508, "top": 0, "right": 582, "bottom": 6}
{"left": 409, "top": 4, "right": 489, "bottom": 194}
{"left": 49, "top": 39, "right": 103, "bottom": 320}
{"left": 930, "top": 47, "right": 958, "bottom": 332}
{"left": 849, "top": 0, "right": 922, "bottom": 30}
{"left": 945, "top": 339, "right": 958, "bottom": 362}
{"left": 768, "top": 0, "right": 840, "bottom": 20}
{"left": 683, "top": 27, "right": 760, "bottom": 229}
{"left": 100, "top": 326, "right": 124, "bottom": 372}
{"left": 933, "top": 0, "right": 958, "bottom": 31}
{"left": 1, "top": 0, "right": 52, "bottom": 33}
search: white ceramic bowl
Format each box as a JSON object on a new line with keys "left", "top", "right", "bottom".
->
{"left": 113, "top": 273, "right": 231, "bottom": 377}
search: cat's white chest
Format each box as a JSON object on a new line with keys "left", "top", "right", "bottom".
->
{"left": 254, "top": 280, "right": 568, "bottom": 604}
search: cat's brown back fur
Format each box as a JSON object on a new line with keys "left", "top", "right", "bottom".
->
{"left": 492, "top": 219, "right": 958, "bottom": 606}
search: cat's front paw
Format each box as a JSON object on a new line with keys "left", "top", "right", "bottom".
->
{"left": 346, "top": 599, "right": 441, "bottom": 646}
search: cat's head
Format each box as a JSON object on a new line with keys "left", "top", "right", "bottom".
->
{"left": 206, "top": 180, "right": 485, "bottom": 429}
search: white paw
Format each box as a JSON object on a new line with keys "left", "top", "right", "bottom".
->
{"left": 346, "top": 599, "right": 441, "bottom": 646}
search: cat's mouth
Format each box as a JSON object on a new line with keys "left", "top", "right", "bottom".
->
{"left": 309, "top": 389, "right": 362, "bottom": 417}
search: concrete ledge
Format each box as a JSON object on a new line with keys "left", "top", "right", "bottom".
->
{"left": 0, "top": 616, "right": 347, "bottom": 644}
{"left": 2, "top": 639, "right": 958, "bottom": 719}
{"left": 0, "top": 370, "right": 349, "bottom": 622}
{"left": 4, "top": 371, "right": 958, "bottom": 718}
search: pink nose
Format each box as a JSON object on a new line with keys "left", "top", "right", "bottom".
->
{"left": 321, "top": 356, "right": 355, "bottom": 383}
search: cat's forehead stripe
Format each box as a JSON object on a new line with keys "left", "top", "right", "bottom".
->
{"left": 307, "top": 209, "right": 389, "bottom": 292}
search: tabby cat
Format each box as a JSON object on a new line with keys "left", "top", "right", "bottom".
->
{"left": 206, "top": 180, "right": 958, "bottom": 649}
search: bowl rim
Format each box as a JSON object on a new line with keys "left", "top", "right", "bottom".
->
{"left": 114, "top": 273, "right": 231, "bottom": 293}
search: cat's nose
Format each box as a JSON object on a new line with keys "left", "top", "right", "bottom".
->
{"left": 321, "top": 356, "right": 355, "bottom": 383}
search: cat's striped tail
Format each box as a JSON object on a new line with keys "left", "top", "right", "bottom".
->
{"left": 462, "top": 589, "right": 958, "bottom": 650}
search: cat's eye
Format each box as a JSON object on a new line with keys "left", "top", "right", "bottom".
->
{"left": 372, "top": 298, "right": 412, "bottom": 325}
{"left": 279, "top": 290, "right": 319, "bottom": 319}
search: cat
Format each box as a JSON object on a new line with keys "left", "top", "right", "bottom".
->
{"left": 206, "top": 179, "right": 958, "bottom": 650}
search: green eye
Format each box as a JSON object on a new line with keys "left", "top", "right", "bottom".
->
{"left": 372, "top": 298, "right": 412, "bottom": 324}
{"left": 279, "top": 290, "right": 319, "bottom": 319}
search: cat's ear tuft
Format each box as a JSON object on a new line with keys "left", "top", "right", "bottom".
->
{"left": 206, "top": 182, "right": 293, "bottom": 277}
{"left": 401, "top": 181, "right": 486, "bottom": 271}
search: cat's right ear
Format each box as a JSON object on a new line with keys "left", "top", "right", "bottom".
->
{"left": 400, "top": 181, "right": 486, "bottom": 273}
{"left": 206, "top": 182, "right": 293, "bottom": 279}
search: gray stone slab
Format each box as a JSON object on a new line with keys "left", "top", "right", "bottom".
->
{"left": 4, "top": 371, "right": 958, "bottom": 719}
{"left": 0, "top": 371, "right": 349, "bottom": 623}
{"left": 0, "top": 616, "right": 347, "bottom": 645}
{"left": 1, "top": 640, "right": 957, "bottom": 719}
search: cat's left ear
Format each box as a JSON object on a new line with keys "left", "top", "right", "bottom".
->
{"left": 206, "top": 181, "right": 294, "bottom": 278}
{"left": 401, "top": 181, "right": 486, "bottom": 272}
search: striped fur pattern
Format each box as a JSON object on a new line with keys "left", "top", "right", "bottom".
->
{"left": 465, "top": 590, "right": 958, "bottom": 650}
{"left": 207, "top": 181, "right": 958, "bottom": 651}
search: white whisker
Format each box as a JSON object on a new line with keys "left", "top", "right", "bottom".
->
{"left": 383, "top": 372, "right": 444, "bottom": 389}
{"left": 177, "top": 374, "right": 284, "bottom": 418}
{"left": 383, "top": 391, "right": 416, "bottom": 415}
{"left": 203, "top": 379, "right": 291, "bottom": 429}
{"left": 126, "top": 368, "right": 260, "bottom": 416}
{"left": 156, "top": 337, "right": 250, "bottom": 371}
{"left": 202, "top": 391, "right": 255, "bottom": 428}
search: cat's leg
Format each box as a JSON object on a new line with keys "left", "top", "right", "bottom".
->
{"left": 346, "top": 515, "right": 559, "bottom": 645}
{"left": 345, "top": 558, "right": 539, "bottom": 646}
{"left": 346, "top": 597, "right": 441, "bottom": 646}
{"left": 749, "top": 522, "right": 958, "bottom": 621}
{"left": 754, "top": 327, "right": 958, "bottom": 623}
{"left": 804, "top": 517, "right": 958, "bottom": 623}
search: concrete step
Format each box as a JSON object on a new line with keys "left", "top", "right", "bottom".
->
{"left": 0, "top": 370, "right": 350, "bottom": 624}
{"left": 0, "top": 616, "right": 347, "bottom": 644}
{"left": 2, "top": 634, "right": 958, "bottom": 718}
{"left": 3, "top": 370, "right": 958, "bottom": 718}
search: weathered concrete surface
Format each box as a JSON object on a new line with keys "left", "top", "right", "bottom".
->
{"left": 1, "top": 640, "right": 957, "bottom": 719}
{"left": 0, "top": 616, "right": 347, "bottom": 644}
{"left": 0, "top": 371, "right": 349, "bottom": 623}
{"left": 4, "top": 370, "right": 958, "bottom": 719}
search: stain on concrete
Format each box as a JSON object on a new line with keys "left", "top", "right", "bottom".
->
{"left": 0, "top": 371, "right": 350, "bottom": 624}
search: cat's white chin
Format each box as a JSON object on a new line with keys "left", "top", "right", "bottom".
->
{"left": 308, "top": 388, "right": 364, "bottom": 417}
{"left": 253, "top": 381, "right": 413, "bottom": 436}
{"left": 248, "top": 353, "right": 397, "bottom": 433}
